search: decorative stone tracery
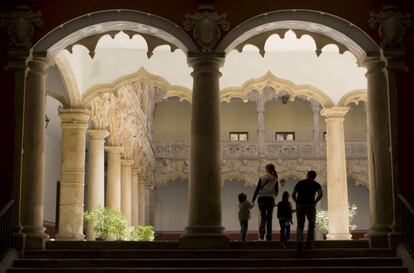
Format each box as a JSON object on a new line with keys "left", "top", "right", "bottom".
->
{"left": 154, "top": 158, "right": 368, "bottom": 188}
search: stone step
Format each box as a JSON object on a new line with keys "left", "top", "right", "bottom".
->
{"left": 7, "top": 266, "right": 408, "bottom": 273}
{"left": 24, "top": 248, "right": 395, "bottom": 259}
{"left": 45, "top": 240, "right": 369, "bottom": 250}
{"left": 14, "top": 257, "right": 402, "bottom": 268}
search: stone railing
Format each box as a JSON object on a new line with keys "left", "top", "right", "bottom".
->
{"left": 153, "top": 141, "right": 367, "bottom": 159}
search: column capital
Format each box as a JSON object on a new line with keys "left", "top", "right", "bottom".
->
{"left": 87, "top": 129, "right": 109, "bottom": 140}
{"left": 321, "top": 107, "right": 349, "bottom": 119}
{"left": 310, "top": 100, "right": 322, "bottom": 113}
{"left": 121, "top": 159, "right": 135, "bottom": 167}
{"left": 27, "top": 56, "right": 50, "bottom": 76}
{"left": 359, "top": 56, "right": 387, "bottom": 77}
{"left": 6, "top": 48, "right": 31, "bottom": 71}
{"left": 188, "top": 52, "right": 225, "bottom": 71}
{"left": 131, "top": 168, "right": 139, "bottom": 176}
{"left": 59, "top": 108, "right": 90, "bottom": 129}
{"left": 105, "top": 145, "right": 123, "bottom": 154}
{"left": 383, "top": 48, "right": 409, "bottom": 72}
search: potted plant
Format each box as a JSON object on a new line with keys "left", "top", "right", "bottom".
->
{"left": 84, "top": 206, "right": 128, "bottom": 240}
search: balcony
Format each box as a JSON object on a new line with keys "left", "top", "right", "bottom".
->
{"left": 153, "top": 141, "right": 367, "bottom": 159}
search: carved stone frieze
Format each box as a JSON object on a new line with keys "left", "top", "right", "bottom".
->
{"left": 153, "top": 141, "right": 367, "bottom": 159}
{"left": 369, "top": 5, "right": 412, "bottom": 48}
{"left": 0, "top": 6, "right": 43, "bottom": 49}
{"left": 87, "top": 76, "right": 169, "bottom": 186}
{"left": 184, "top": 4, "right": 229, "bottom": 53}
{"left": 152, "top": 158, "right": 368, "bottom": 188}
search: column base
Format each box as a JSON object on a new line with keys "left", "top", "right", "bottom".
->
{"left": 179, "top": 225, "right": 230, "bottom": 249}
{"left": 326, "top": 233, "right": 352, "bottom": 240}
{"left": 22, "top": 225, "right": 49, "bottom": 249}
{"left": 13, "top": 231, "right": 25, "bottom": 254}
{"left": 55, "top": 233, "right": 85, "bottom": 241}
{"left": 388, "top": 231, "right": 401, "bottom": 250}
{"left": 364, "top": 230, "right": 390, "bottom": 248}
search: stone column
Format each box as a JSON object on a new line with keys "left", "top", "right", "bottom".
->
{"left": 121, "top": 159, "right": 134, "bottom": 225}
{"left": 311, "top": 100, "right": 321, "bottom": 146}
{"left": 20, "top": 56, "right": 49, "bottom": 248}
{"left": 383, "top": 48, "right": 407, "bottom": 247}
{"left": 105, "top": 146, "right": 123, "bottom": 210}
{"left": 1, "top": 6, "right": 43, "bottom": 250}
{"left": 179, "top": 53, "right": 229, "bottom": 248}
{"left": 146, "top": 185, "right": 157, "bottom": 227}
{"left": 362, "top": 56, "right": 394, "bottom": 247}
{"left": 85, "top": 129, "right": 108, "bottom": 239}
{"left": 138, "top": 178, "right": 146, "bottom": 225}
{"left": 131, "top": 168, "right": 139, "bottom": 226}
{"left": 7, "top": 49, "right": 30, "bottom": 250}
{"left": 256, "top": 95, "right": 266, "bottom": 156}
{"left": 55, "top": 108, "right": 90, "bottom": 241}
{"left": 321, "top": 107, "right": 352, "bottom": 240}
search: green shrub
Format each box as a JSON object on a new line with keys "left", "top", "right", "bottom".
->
{"left": 129, "top": 225, "right": 155, "bottom": 241}
{"left": 84, "top": 206, "right": 128, "bottom": 240}
{"left": 315, "top": 204, "right": 358, "bottom": 235}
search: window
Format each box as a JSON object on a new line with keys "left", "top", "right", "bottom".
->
{"left": 229, "top": 132, "right": 248, "bottom": 141}
{"left": 323, "top": 131, "right": 327, "bottom": 141}
{"left": 275, "top": 132, "right": 295, "bottom": 141}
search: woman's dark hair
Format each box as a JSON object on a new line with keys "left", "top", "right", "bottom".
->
{"left": 265, "top": 163, "right": 277, "bottom": 177}
{"left": 238, "top": 192, "right": 247, "bottom": 203}
{"left": 282, "top": 191, "right": 290, "bottom": 201}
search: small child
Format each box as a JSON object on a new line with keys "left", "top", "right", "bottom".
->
{"left": 277, "top": 191, "right": 295, "bottom": 248}
{"left": 238, "top": 192, "right": 254, "bottom": 241}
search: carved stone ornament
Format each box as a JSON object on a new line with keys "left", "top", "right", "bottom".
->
{"left": 369, "top": 5, "right": 412, "bottom": 48}
{"left": 0, "top": 5, "right": 43, "bottom": 49}
{"left": 183, "top": 4, "right": 229, "bottom": 53}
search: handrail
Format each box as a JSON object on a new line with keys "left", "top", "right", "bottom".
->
{"left": 0, "top": 200, "right": 14, "bottom": 218}
{"left": 398, "top": 193, "right": 414, "bottom": 256}
{"left": 398, "top": 193, "right": 414, "bottom": 215}
{"left": 0, "top": 199, "right": 15, "bottom": 261}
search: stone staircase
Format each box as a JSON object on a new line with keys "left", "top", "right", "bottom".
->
{"left": 7, "top": 240, "right": 407, "bottom": 272}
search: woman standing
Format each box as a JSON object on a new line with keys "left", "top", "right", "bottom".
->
{"left": 252, "top": 163, "right": 279, "bottom": 241}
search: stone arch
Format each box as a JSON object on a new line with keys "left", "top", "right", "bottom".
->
{"left": 220, "top": 71, "right": 334, "bottom": 107}
{"left": 216, "top": 9, "right": 380, "bottom": 60}
{"left": 32, "top": 9, "right": 198, "bottom": 56}
{"left": 338, "top": 89, "right": 368, "bottom": 107}
{"left": 81, "top": 68, "right": 191, "bottom": 105}
{"left": 32, "top": 10, "right": 198, "bottom": 108}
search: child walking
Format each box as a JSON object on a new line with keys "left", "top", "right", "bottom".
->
{"left": 277, "top": 191, "right": 295, "bottom": 248}
{"left": 238, "top": 192, "right": 254, "bottom": 241}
